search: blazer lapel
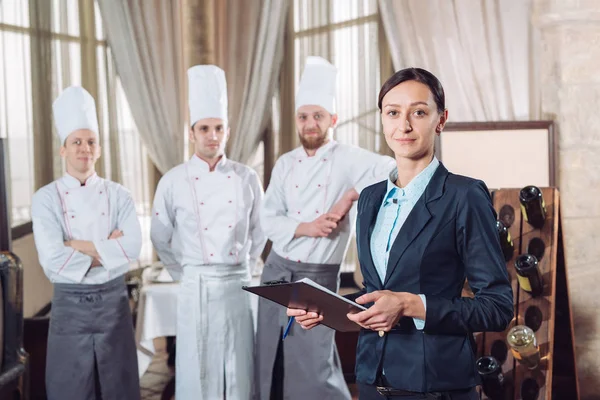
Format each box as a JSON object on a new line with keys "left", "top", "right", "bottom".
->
{"left": 358, "top": 182, "right": 386, "bottom": 289}
{"left": 383, "top": 164, "right": 449, "bottom": 286}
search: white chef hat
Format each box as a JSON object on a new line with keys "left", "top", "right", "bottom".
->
{"left": 52, "top": 86, "right": 99, "bottom": 144}
{"left": 295, "top": 56, "right": 338, "bottom": 115}
{"left": 187, "top": 65, "right": 228, "bottom": 127}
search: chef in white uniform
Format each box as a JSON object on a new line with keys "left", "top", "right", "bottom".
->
{"left": 151, "top": 65, "right": 266, "bottom": 400}
{"left": 254, "top": 56, "right": 396, "bottom": 400}
{"left": 31, "top": 86, "right": 142, "bottom": 400}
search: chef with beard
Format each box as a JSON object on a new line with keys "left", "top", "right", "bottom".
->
{"left": 254, "top": 56, "right": 395, "bottom": 400}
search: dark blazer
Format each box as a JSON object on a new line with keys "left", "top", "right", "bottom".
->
{"left": 353, "top": 163, "right": 513, "bottom": 392}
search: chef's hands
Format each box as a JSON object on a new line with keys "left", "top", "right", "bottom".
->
{"left": 90, "top": 257, "right": 102, "bottom": 268}
{"left": 64, "top": 240, "right": 99, "bottom": 259}
{"left": 329, "top": 189, "right": 359, "bottom": 219}
{"left": 293, "top": 189, "right": 359, "bottom": 239}
{"left": 294, "top": 213, "right": 342, "bottom": 238}
{"left": 109, "top": 229, "right": 123, "bottom": 239}
{"left": 64, "top": 229, "right": 123, "bottom": 265}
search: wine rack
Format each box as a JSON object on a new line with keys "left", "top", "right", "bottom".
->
{"left": 474, "top": 188, "right": 579, "bottom": 400}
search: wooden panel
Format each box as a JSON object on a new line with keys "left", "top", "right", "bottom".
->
{"left": 480, "top": 189, "right": 523, "bottom": 399}
{"left": 512, "top": 189, "right": 558, "bottom": 400}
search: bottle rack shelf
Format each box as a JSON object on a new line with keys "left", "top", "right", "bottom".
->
{"left": 474, "top": 188, "right": 579, "bottom": 400}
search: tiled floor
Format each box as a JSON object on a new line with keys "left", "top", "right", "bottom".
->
{"left": 139, "top": 337, "right": 359, "bottom": 400}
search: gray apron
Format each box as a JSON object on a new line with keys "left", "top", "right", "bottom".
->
{"left": 254, "top": 251, "right": 351, "bottom": 400}
{"left": 46, "top": 276, "right": 140, "bottom": 400}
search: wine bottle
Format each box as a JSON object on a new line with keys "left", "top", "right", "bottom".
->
{"left": 507, "top": 325, "right": 541, "bottom": 369}
{"left": 514, "top": 254, "right": 544, "bottom": 297}
{"left": 476, "top": 356, "right": 504, "bottom": 399}
{"left": 496, "top": 220, "right": 514, "bottom": 261}
{"left": 519, "top": 186, "right": 547, "bottom": 229}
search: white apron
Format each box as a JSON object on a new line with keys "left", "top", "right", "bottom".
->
{"left": 175, "top": 264, "right": 254, "bottom": 400}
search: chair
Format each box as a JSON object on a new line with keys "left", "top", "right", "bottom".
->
{"left": 0, "top": 252, "right": 30, "bottom": 399}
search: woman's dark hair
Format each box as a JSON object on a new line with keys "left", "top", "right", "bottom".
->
{"left": 378, "top": 67, "right": 445, "bottom": 114}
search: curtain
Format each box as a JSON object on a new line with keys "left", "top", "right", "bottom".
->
{"left": 96, "top": 0, "right": 186, "bottom": 174}
{"left": 214, "top": 0, "right": 289, "bottom": 164}
{"left": 379, "top": 0, "right": 541, "bottom": 121}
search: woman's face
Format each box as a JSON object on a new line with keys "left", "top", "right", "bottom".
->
{"left": 380, "top": 80, "right": 447, "bottom": 161}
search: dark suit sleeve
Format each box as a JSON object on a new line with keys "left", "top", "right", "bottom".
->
{"left": 424, "top": 180, "right": 514, "bottom": 334}
{"left": 343, "top": 189, "right": 371, "bottom": 304}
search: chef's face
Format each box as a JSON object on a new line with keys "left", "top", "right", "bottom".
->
{"left": 60, "top": 129, "right": 101, "bottom": 174}
{"left": 296, "top": 105, "right": 337, "bottom": 150}
{"left": 189, "top": 118, "right": 229, "bottom": 161}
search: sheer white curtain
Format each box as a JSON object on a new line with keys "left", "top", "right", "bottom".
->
{"left": 215, "top": 0, "right": 288, "bottom": 164}
{"left": 0, "top": 1, "right": 36, "bottom": 226}
{"left": 379, "top": 0, "right": 540, "bottom": 121}
{"left": 96, "top": 0, "right": 186, "bottom": 174}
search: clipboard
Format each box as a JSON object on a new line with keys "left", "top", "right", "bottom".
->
{"left": 243, "top": 277, "right": 366, "bottom": 332}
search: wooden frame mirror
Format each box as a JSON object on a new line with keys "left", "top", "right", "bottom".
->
{"left": 436, "top": 121, "right": 557, "bottom": 189}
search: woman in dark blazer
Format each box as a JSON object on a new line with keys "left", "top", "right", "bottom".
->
{"left": 288, "top": 68, "right": 514, "bottom": 399}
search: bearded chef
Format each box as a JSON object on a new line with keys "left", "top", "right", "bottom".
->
{"left": 31, "top": 86, "right": 142, "bottom": 400}
{"left": 150, "top": 64, "right": 266, "bottom": 400}
{"left": 254, "top": 56, "right": 396, "bottom": 400}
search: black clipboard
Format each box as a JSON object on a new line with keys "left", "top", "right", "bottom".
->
{"left": 243, "top": 278, "right": 366, "bottom": 332}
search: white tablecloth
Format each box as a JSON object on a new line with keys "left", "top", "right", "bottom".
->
{"left": 135, "top": 268, "right": 260, "bottom": 376}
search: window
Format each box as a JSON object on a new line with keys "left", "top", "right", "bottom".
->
{"left": 1, "top": 0, "right": 151, "bottom": 263}
{"left": 0, "top": 1, "right": 34, "bottom": 226}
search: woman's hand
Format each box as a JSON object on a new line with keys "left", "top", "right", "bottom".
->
{"left": 347, "top": 291, "right": 425, "bottom": 332}
{"left": 287, "top": 308, "right": 323, "bottom": 330}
